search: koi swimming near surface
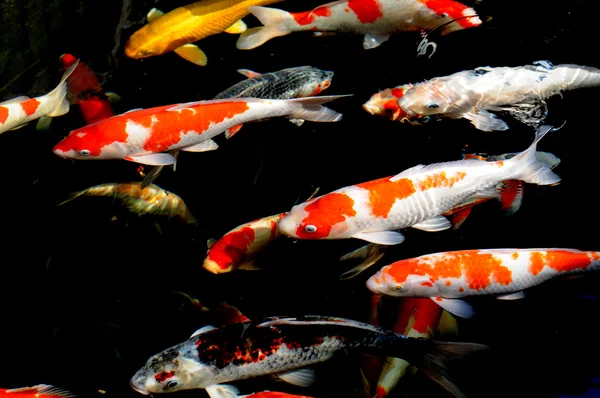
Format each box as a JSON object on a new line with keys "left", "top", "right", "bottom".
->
{"left": 129, "top": 315, "right": 487, "bottom": 398}
{"left": 277, "top": 125, "right": 560, "bottom": 246}
{"left": 363, "top": 60, "right": 600, "bottom": 131}
{"left": 235, "top": 0, "right": 481, "bottom": 51}
{"left": 367, "top": 248, "right": 600, "bottom": 319}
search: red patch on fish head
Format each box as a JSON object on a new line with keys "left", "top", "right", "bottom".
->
{"left": 53, "top": 115, "right": 129, "bottom": 158}
{"left": 293, "top": 193, "right": 356, "bottom": 239}
{"left": 363, "top": 86, "right": 410, "bottom": 121}
{"left": 204, "top": 227, "right": 256, "bottom": 273}
{"left": 420, "top": 0, "right": 482, "bottom": 33}
{"left": 155, "top": 370, "right": 175, "bottom": 384}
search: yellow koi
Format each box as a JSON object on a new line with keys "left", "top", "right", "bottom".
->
{"left": 124, "top": 0, "right": 282, "bottom": 66}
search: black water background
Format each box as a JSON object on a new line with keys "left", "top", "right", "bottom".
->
{"left": 1, "top": 0, "right": 600, "bottom": 397}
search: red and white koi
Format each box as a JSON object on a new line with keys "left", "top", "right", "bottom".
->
{"left": 53, "top": 95, "right": 346, "bottom": 166}
{"left": 0, "top": 60, "right": 79, "bottom": 135}
{"left": 367, "top": 248, "right": 600, "bottom": 319}
{"left": 203, "top": 213, "right": 286, "bottom": 274}
{"left": 129, "top": 315, "right": 486, "bottom": 398}
{"left": 364, "top": 61, "right": 600, "bottom": 131}
{"left": 278, "top": 125, "right": 560, "bottom": 246}
{"left": 235, "top": 0, "right": 481, "bottom": 51}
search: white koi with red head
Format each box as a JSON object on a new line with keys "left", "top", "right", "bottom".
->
{"left": 382, "top": 61, "right": 600, "bottom": 131}
{"left": 236, "top": 0, "right": 481, "bottom": 51}
{"left": 367, "top": 248, "right": 600, "bottom": 319}
{"left": 278, "top": 125, "right": 560, "bottom": 246}
{"left": 53, "top": 95, "right": 346, "bottom": 166}
{"left": 0, "top": 60, "right": 78, "bottom": 135}
{"left": 203, "top": 213, "right": 286, "bottom": 274}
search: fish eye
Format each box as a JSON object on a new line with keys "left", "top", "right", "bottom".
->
{"left": 304, "top": 225, "right": 317, "bottom": 233}
{"left": 440, "top": 13, "right": 448, "bottom": 17}
{"left": 79, "top": 150, "right": 90, "bottom": 156}
{"left": 166, "top": 381, "right": 178, "bottom": 389}
{"left": 394, "top": 285, "right": 402, "bottom": 291}
{"left": 426, "top": 103, "right": 440, "bottom": 109}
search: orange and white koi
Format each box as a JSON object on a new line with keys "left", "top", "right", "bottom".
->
{"left": 236, "top": 0, "right": 481, "bottom": 51}
{"left": 364, "top": 60, "right": 600, "bottom": 131}
{"left": 0, "top": 60, "right": 78, "bottom": 135}
{"left": 278, "top": 125, "right": 560, "bottom": 246}
{"left": 58, "top": 182, "right": 197, "bottom": 224}
{"left": 58, "top": 54, "right": 117, "bottom": 125}
{"left": 367, "top": 248, "right": 600, "bottom": 319}
{"left": 125, "top": 0, "right": 283, "bottom": 66}
{"left": 53, "top": 95, "right": 346, "bottom": 166}
{"left": 0, "top": 385, "right": 76, "bottom": 398}
{"left": 203, "top": 213, "right": 286, "bottom": 274}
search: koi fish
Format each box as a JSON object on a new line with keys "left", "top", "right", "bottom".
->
{"left": 214, "top": 66, "right": 335, "bottom": 132}
{"left": 0, "top": 60, "right": 79, "bottom": 135}
{"left": 278, "top": 125, "right": 560, "bottom": 246}
{"left": 129, "top": 315, "right": 487, "bottom": 398}
{"left": 124, "top": 0, "right": 283, "bottom": 66}
{"left": 235, "top": 0, "right": 482, "bottom": 51}
{"left": 138, "top": 66, "right": 335, "bottom": 187}
{"left": 366, "top": 248, "right": 600, "bottom": 319}
{"left": 364, "top": 60, "right": 600, "bottom": 131}
{"left": 203, "top": 213, "right": 286, "bottom": 274}
{"left": 58, "top": 182, "right": 197, "bottom": 224}
{"left": 52, "top": 95, "right": 346, "bottom": 166}
{"left": 58, "top": 54, "right": 117, "bottom": 125}
{"left": 0, "top": 385, "right": 76, "bottom": 397}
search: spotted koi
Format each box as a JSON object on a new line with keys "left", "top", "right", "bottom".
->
{"left": 367, "top": 248, "right": 600, "bottom": 319}
{"left": 0, "top": 60, "right": 78, "bottom": 135}
{"left": 129, "top": 315, "right": 486, "bottom": 398}
{"left": 53, "top": 95, "right": 346, "bottom": 166}
{"left": 278, "top": 125, "right": 560, "bottom": 246}
{"left": 364, "top": 60, "right": 600, "bottom": 131}
{"left": 236, "top": 0, "right": 481, "bottom": 51}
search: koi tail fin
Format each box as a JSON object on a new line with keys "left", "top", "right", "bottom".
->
{"left": 45, "top": 59, "right": 79, "bottom": 117}
{"left": 57, "top": 190, "right": 86, "bottom": 206}
{"left": 510, "top": 125, "right": 561, "bottom": 186}
{"left": 236, "top": 6, "right": 291, "bottom": 50}
{"left": 546, "top": 64, "right": 600, "bottom": 93}
{"left": 285, "top": 95, "right": 351, "bottom": 123}
{"left": 403, "top": 338, "right": 489, "bottom": 398}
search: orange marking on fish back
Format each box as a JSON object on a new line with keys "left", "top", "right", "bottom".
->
{"left": 207, "top": 227, "right": 256, "bottom": 270}
{"left": 296, "top": 193, "right": 356, "bottom": 239}
{"left": 0, "top": 106, "right": 8, "bottom": 124}
{"left": 530, "top": 250, "right": 593, "bottom": 276}
{"left": 445, "top": 280, "right": 451, "bottom": 286}
{"left": 420, "top": 0, "right": 480, "bottom": 28}
{"left": 417, "top": 171, "right": 466, "bottom": 191}
{"left": 142, "top": 101, "right": 250, "bottom": 153}
{"left": 391, "top": 88, "right": 406, "bottom": 98}
{"left": 459, "top": 287, "right": 464, "bottom": 292}
{"left": 386, "top": 250, "right": 512, "bottom": 291}
{"left": 357, "top": 176, "right": 416, "bottom": 218}
{"left": 348, "top": 0, "right": 383, "bottom": 24}
{"left": 495, "top": 161, "right": 504, "bottom": 167}
{"left": 20, "top": 98, "right": 40, "bottom": 116}
{"left": 512, "top": 252, "right": 519, "bottom": 260}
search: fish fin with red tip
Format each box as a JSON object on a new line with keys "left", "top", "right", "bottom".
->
{"left": 225, "top": 124, "right": 244, "bottom": 139}
{"left": 6, "top": 385, "right": 77, "bottom": 397}
{"left": 447, "top": 208, "right": 472, "bottom": 230}
{"left": 237, "top": 69, "right": 262, "bottom": 78}
{"left": 498, "top": 180, "right": 524, "bottom": 216}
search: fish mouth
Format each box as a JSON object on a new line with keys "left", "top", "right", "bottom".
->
{"left": 130, "top": 378, "right": 149, "bottom": 395}
{"left": 365, "top": 275, "right": 383, "bottom": 295}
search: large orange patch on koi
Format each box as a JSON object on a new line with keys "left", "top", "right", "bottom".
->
{"left": 529, "top": 250, "right": 595, "bottom": 276}
{"left": 357, "top": 176, "right": 416, "bottom": 218}
{"left": 21, "top": 98, "right": 40, "bottom": 116}
{"left": 417, "top": 171, "right": 466, "bottom": 191}
{"left": 420, "top": 0, "right": 480, "bottom": 28}
{"left": 0, "top": 106, "right": 8, "bottom": 124}
{"left": 348, "top": 0, "right": 383, "bottom": 24}
{"left": 141, "top": 102, "right": 250, "bottom": 153}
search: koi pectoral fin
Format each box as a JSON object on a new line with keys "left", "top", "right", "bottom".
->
{"left": 125, "top": 153, "right": 177, "bottom": 166}
{"left": 462, "top": 109, "right": 509, "bottom": 131}
{"left": 495, "top": 291, "right": 525, "bottom": 300}
{"left": 430, "top": 297, "right": 474, "bottom": 319}
{"left": 180, "top": 139, "right": 219, "bottom": 152}
{"left": 352, "top": 231, "right": 405, "bottom": 245}
{"left": 224, "top": 19, "right": 247, "bottom": 34}
{"left": 174, "top": 44, "right": 207, "bottom": 66}
{"left": 275, "top": 367, "right": 316, "bottom": 387}
{"left": 411, "top": 216, "right": 451, "bottom": 232}
{"left": 363, "top": 33, "right": 391, "bottom": 49}
{"left": 205, "top": 384, "right": 240, "bottom": 398}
